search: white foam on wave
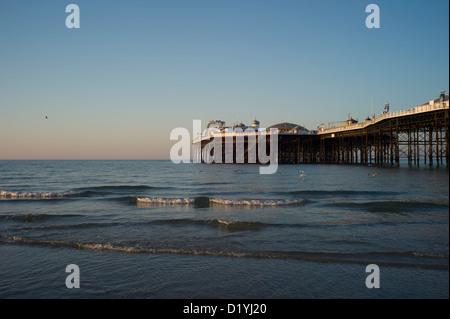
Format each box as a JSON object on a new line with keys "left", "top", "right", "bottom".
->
{"left": 136, "top": 197, "right": 194, "bottom": 205}
{"left": 0, "top": 190, "right": 82, "bottom": 199}
{"left": 216, "top": 219, "right": 233, "bottom": 225}
{"left": 136, "top": 196, "right": 303, "bottom": 207}
{"left": 0, "top": 234, "right": 252, "bottom": 257}
{"left": 210, "top": 198, "right": 304, "bottom": 207}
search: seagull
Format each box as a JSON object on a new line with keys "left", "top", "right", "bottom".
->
{"left": 234, "top": 169, "right": 245, "bottom": 174}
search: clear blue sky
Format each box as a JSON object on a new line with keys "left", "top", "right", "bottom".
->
{"left": 0, "top": 0, "right": 448, "bottom": 159}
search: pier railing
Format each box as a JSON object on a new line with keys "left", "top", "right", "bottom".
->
{"left": 319, "top": 100, "right": 449, "bottom": 135}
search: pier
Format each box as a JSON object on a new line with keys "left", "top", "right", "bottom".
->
{"left": 318, "top": 92, "right": 449, "bottom": 167}
{"left": 193, "top": 91, "right": 449, "bottom": 167}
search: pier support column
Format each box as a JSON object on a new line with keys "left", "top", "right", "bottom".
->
{"left": 389, "top": 123, "right": 393, "bottom": 166}
{"left": 446, "top": 120, "right": 449, "bottom": 168}
{"left": 416, "top": 127, "right": 420, "bottom": 167}
{"left": 436, "top": 116, "right": 440, "bottom": 168}
{"left": 395, "top": 121, "right": 400, "bottom": 167}
{"left": 408, "top": 126, "right": 412, "bottom": 167}
{"left": 429, "top": 126, "right": 433, "bottom": 166}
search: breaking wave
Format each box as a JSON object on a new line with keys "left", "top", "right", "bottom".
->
{"left": 0, "top": 185, "right": 167, "bottom": 200}
{"left": 20, "top": 222, "right": 120, "bottom": 230}
{"left": 73, "top": 185, "right": 158, "bottom": 192}
{"left": 0, "top": 213, "right": 82, "bottom": 222}
{"left": 136, "top": 197, "right": 195, "bottom": 205}
{"left": 136, "top": 196, "right": 305, "bottom": 207}
{"left": 210, "top": 198, "right": 304, "bottom": 207}
{"left": 0, "top": 190, "right": 86, "bottom": 199}
{"left": 1, "top": 234, "right": 447, "bottom": 270}
{"left": 284, "top": 190, "right": 398, "bottom": 196}
{"left": 151, "top": 218, "right": 274, "bottom": 231}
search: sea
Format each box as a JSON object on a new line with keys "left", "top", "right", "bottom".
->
{"left": 0, "top": 160, "right": 448, "bottom": 299}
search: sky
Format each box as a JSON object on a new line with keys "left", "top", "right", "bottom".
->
{"left": 0, "top": 0, "right": 448, "bottom": 159}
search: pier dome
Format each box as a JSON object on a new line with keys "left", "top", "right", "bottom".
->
{"left": 251, "top": 119, "right": 260, "bottom": 129}
{"left": 267, "top": 122, "right": 309, "bottom": 132}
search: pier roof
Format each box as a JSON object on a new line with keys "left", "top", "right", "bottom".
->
{"left": 267, "top": 122, "right": 309, "bottom": 132}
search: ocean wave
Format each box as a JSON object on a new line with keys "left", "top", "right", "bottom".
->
{"left": 10, "top": 218, "right": 280, "bottom": 232}
{"left": 328, "top": 201, "right": 448, "bottom": 212}
{"left": 136, "top": 196, "right": 305, "bottom": 207}
{"left": 21, "top": 222, "right": 120, "bottom": 230}
{"left": 210, "top": 219, "right": 268, "bottom": 231}
{"left": 74, "top": 185, "right": 158, "bottom": 191}
{"left": 0, "top": 213, "right": 82, "bottom": 222}
{"left": 210, "top": 198, "right": 304, "bottom": 207}
{"left": 0, "top": 190, "right": 86, "bottom": 199}
{"left": 136, "top": 197, "right": 195, "bottom": 205}
{"left": 1, "top": 234, "right": 447, "bottom": 270}
{"left": 284, "top": 190, "right": 398, "bottom": 196}
{"left": 151, "top": 218, "right": 273, "bottom": 231}
{"left": 0, "top": 185, "right": 167, "bottom": 200}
